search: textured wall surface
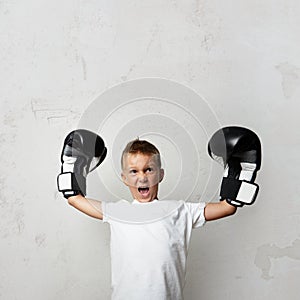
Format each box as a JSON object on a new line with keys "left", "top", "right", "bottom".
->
{"left": 1, "top": 1, "right": 300, "bottom": 299}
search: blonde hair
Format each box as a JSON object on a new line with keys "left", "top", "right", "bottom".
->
{"left": 121, "top": 139, "right": 161, "bottom": 169}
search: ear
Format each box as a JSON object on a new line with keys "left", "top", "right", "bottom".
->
{"left": 159, "top": 168, "right": 164, "bottom": 183}
{"left": 121, "top": 172, "right": 128, "bottom": 186}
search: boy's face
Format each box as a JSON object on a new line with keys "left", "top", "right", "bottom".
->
{"left": 121, "top": 153, "right": 164, "bottom": 203}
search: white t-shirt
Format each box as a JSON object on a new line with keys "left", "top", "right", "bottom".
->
{"left": 102, "top": 199, "right": 206, "bottom": 300}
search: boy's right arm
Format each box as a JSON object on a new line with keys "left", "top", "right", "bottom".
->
{"left": 68, "top": 194, "right": 103, "bottom": 220}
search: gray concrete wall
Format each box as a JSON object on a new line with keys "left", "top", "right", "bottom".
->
{"left": 1, "top": 1, "right": 300, "bottom": 299}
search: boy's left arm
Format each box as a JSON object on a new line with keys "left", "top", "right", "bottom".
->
{"left": 204, "top": 200, "right": 237, "bottom": 221}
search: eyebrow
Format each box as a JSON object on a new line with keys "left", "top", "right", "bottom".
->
{"left": 127, "top": 163, "right": 157, "bottom": 169}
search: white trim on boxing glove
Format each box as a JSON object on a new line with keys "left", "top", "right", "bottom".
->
{"left": 57, "top": 172, "right": 73, "bottom": 191}
{"left": 57, "top": 172, "right": 86, "bottom": 197}
{"left": 236, "top": 181, "right": 259, "bottom": 204}
{"left": 239, "top": 162, "right": 257, "bottom": 181}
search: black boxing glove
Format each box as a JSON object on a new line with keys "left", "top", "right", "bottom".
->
{"left": 208, "top": 126, "right": 262, "bottom": 207}
{"left": 57, "top": 129, "right": 107, "bottom": 199}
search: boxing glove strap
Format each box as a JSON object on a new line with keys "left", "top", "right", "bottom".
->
{"left": 57, "top": 172, "right": 86, "bottom": 198}
{"left": 220, "top": 177, "right": 259, "bottom": 206}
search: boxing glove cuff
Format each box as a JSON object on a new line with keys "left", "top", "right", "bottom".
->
{"left": 57, "top": 172, "right": 86, "bottom": 198}
{"left": 220, "top": 177, "right": 259, "bottom": 206}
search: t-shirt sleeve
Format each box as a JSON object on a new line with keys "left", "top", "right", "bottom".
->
{"left": 101, "top": 200, "right": 128, "bottom": 224}
{"left": 185, "top": 202, "right": 206, "bottom": 228}
{"left": 101, "top": 199, "right": 133, "bottom": 224}
{"left": 101, "top": 200, "right": 121, "bottom": 224}
{"left": 101, "top": 200, "right": 110, "bottom": 224}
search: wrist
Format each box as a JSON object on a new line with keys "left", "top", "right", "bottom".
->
{"left": 67, "top": 194, "right": 85, "bottom": 206}
{"left": 220, "top": 199, "right": 237, "bottom": 215}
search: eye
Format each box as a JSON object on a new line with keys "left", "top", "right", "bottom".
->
{"left": 129, "top": 169, "right": 137, "bottom": 174}
{"left": 146, "top": 167, "right": 153, "bottom": 172}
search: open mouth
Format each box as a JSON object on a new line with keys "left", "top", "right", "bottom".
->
{"left": 138, "top": 187, "right": 150, "bottom": 195}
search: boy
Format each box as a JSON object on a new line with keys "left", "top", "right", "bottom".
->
{"left": 57, "top": 127, "right": 261, "bottom": 300}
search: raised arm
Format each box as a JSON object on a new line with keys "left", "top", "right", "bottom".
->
{"left": 204, "top": 200, "right": 236, "bottom": 221}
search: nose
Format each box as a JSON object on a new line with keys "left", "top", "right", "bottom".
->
{"left": 138, "top": 172, "right": 148, "bottom": 183}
